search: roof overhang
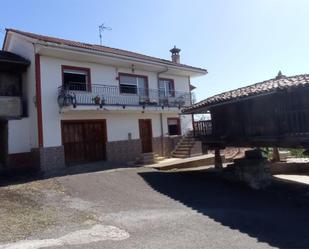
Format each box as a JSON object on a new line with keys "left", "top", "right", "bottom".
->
{"left": 36, "top": 43, "right": 206, "bottom": 77}
{"left": 4, "top": 30, "right": 208, "bottom": 78}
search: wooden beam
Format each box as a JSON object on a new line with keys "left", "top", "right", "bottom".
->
{"left": 214, "top": 148, "right": 223, "bottom": 170}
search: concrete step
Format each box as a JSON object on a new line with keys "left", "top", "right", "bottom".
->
{"left": 143, "top": 154, "right": 155, "bottom": 159}
{"left": 172, "top": 152, "right": 190, "bottom": 158}
{"left": 143, "top": 160, "right": 156, "bottom": 164}
{"left": 133, "top": 152, "right": 158, "bottom": 165}
{"left": 171, "top": 133, "right": 199, "bottom": 159}
{"left": 176, "top": 144, "right": 193, "bottom": 149}
{"left": 143, "top": 155, "right": 155, "bottom": 158}
{"left": 155, "top": 156, "right": 165, "bottom": 161}
{"left": 172, "top": 155, "right": 188, "bottom": 159}
{"left": 149, "top": 154, "right": 217, "bottom": 171}
{"left": 143, "top": 152, "right": 155, "bottom": 156}
{"left": 173, "top": 150, "right": 191, "bottom": 155}
{"left": 180, "top": 139, "right": 196, "bottom": 144}
{"left": 178, "top": 142, "right": 195, "bottom": 147}
{"left": 179, "top": 139, "right": 196, "bottom": 143}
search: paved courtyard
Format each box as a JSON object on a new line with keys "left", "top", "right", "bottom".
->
{"left": 1, "top": 166, "right": 309, "bottom": 249}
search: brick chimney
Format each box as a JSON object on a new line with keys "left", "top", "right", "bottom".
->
{"left": 170, "top": 46, "right": 181, "bottom": 63}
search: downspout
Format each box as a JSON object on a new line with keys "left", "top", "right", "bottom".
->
{"left": 188, "top": 75, "right": 196, "bottom": 136}
{"left": 33, "top": 43, "right": 44, "bottom": 148}
{"left": 157, "top": 66, "right": 169, "bottom": 156}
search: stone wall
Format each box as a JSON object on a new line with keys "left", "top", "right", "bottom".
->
{"left": 152, "top": 137, "right": 163, "bottom": 156}
{"left": 106, "top": 139, "right": 142, "bottom": 163}
{"left": 106, "top": 136, "right": 182, "bottom": 163}
{"left": 3, "top": 135, "right": 185, "bottom": 173}
{"left": 223, "top": 149, "right": 272, "bottom": 189}
{"left": 190, "top": 140, "right": 203, "bottom": 157}
{"left": 36, "top": 146, "right": 65, "bottom": 172}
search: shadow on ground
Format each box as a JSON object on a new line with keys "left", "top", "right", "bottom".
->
{"left": 0, "top": 161, "right": 133, "bottom": 187}
{"left": 139, "top": 170, "right": 309, "bottom": 249}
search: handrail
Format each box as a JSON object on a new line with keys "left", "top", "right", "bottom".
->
{"left": 58, "top": 82, "right": 191, "bottom": 108}
{"left": 193, "top": 120, "right": 212, "bottom": 136}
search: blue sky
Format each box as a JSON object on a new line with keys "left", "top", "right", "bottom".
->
{"left": 1, "top": 0, "right": 309, "bottom": 101}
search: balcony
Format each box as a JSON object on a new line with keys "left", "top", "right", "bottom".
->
{"left": 58, "top": 83, "right": 191, "bottom": 110}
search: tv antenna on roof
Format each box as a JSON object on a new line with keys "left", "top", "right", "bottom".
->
{"left": 99, "top": 23, "right": 112, "bottom": 45}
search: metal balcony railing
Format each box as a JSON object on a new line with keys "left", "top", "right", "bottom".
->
{"left": 58, "top": 82, "right": 191, "bottom": 109}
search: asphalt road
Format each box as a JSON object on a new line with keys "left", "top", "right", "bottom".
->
{"left": 48, "top": 167, "right": 309, "bottom": 249}
{"left": 3, "top": 167, "right": 309, "bottom": 249}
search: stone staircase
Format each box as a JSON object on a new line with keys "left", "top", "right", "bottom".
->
{"left": 136, "top": 153, "right": 166, "bottom": 165}
{"left": 172, "top": 133, "right": 202, "bottom": 159}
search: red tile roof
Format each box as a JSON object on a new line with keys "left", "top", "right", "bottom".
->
{"left": 6, "top": 29, "right": 207, "bottom": 73}
{"left": 184, "top": 73, "right": 309, "bottom": 113}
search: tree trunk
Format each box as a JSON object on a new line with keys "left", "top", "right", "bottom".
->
{"left": 272, "top": 147, "right": 280, "bottom": 162}
{"left": 215, "top": 148, "right": 223, "bottom": 170}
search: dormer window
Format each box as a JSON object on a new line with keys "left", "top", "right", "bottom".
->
{"left": 62, "top": 66, "right": 91, "bottom": 91}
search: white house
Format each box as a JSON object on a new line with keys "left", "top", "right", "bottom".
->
{"left": 1, "top": 29, "right": 207, "bottom": 172}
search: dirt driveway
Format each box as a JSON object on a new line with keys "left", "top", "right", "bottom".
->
{"left": 1, "top": 167, "right": 309, "bottom": 249}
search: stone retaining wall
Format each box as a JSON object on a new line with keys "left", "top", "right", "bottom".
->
{"left": 223, "top": 149, "right": 272, "bottom": 189}
{"left": 106, "top": 139, "right": 142, "bottom": 163}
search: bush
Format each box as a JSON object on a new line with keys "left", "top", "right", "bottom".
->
{"left": 288, "top": 148, "right": 307, "bottom": 158}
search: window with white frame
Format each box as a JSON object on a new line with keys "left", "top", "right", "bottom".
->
{"left": 119, "top": 74, "right": 148, "bottom": 95}
{"left": 159, "top": 78, "right": 175, "bottom": 98}
{"left": 62, "top": 67, "right": 90, "bottom": 91}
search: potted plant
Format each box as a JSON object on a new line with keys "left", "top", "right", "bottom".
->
{"left": 92, "top": 95, "right": 101, "bottom": 105}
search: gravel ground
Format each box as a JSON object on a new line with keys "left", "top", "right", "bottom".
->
{"left": 1, "top": 167, "right": 309, "bottom": 249}
{"left": 0, "top": 178, "right": 99, "bottom": 244}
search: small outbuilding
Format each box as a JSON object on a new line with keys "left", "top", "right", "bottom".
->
{"left": 184, "top": 72, "right": 309, "bottom": 149}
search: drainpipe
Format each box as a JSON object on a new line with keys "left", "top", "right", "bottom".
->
{"left": 157, "top": 66, "right": 169, "bottom": 156}
{"left": 188, "top": 75, "right": 196, "bottom": 136}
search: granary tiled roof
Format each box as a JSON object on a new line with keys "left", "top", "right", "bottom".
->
{"left": 184, "top": 72, "right": 309, "bottom": 113}
{"left": 5, "top": 29, "right": 207, "bottom": 73}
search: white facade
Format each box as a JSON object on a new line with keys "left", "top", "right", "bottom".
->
{"left": 3, "top": 30, "right": 206, "bottom": 161}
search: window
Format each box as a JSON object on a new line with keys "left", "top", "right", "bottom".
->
{"left": 159, "top": 78, "right": 175, "bottom": 98}
{"left": 168, "top": 118, "right": 181, "bottom": 135}
{"left": 62, "top": 66, "right": 90, "bottom": 91}
{"left": 119, "top": 74, "right": 148, "bottom": 95}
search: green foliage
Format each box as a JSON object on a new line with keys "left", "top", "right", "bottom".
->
{"left": 288, "top": 148, "right": 307, "bottom": 158}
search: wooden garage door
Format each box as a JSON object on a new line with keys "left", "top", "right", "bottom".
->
{"left": 61, "top": 120, "right": 107, "bottom": 164}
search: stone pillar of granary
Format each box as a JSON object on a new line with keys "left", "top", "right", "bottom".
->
{"left": 214, "top": 148, "right": 223, "bottom": 169}
{"left": 272, "top": 147, "right": 280, "bottom": 162}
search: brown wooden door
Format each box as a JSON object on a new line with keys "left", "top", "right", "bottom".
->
{"left": 61, "top": 120, "right": 107, "bottom": 164}
{"left": 139, "top": 119, "right": 153, "bottom": 153}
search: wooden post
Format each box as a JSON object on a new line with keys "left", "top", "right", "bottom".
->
{"left": 192, "top": 114, "right": 195, "bottom": 137}
{"left": 215, "top": 148, "right": 223, "bottom": 170}
{"left": 272, "top": 147, "right": 280, "bottom": 162}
